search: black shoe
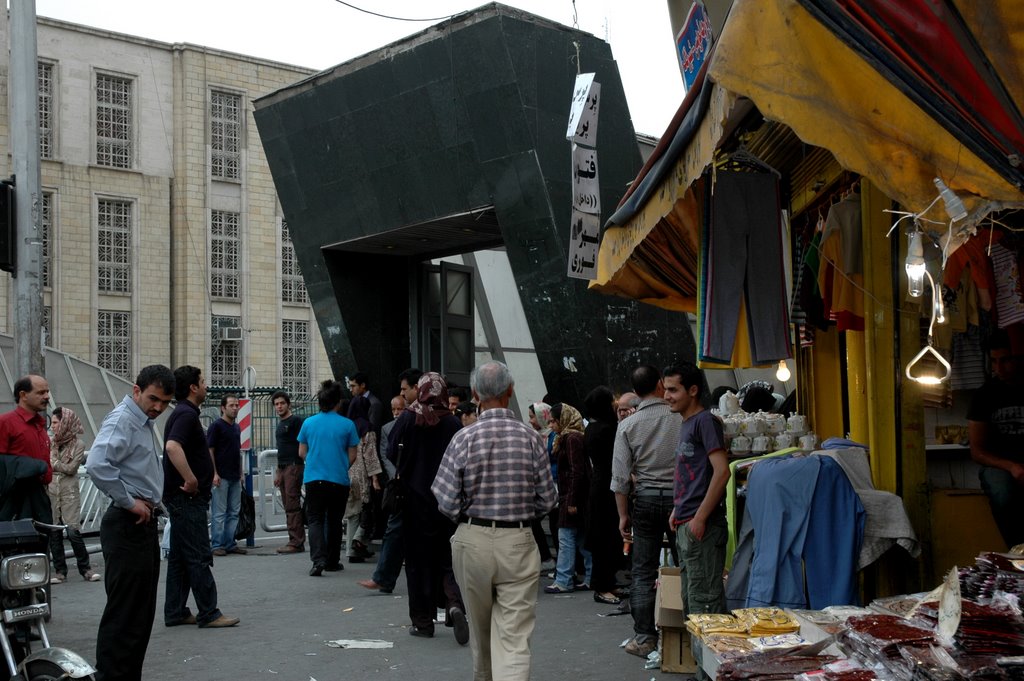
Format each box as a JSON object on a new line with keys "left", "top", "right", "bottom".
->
{"left": 593, "top": 592, "right": 622, "bottom": 605}
{"left": 309, "top": 564, "right": 323, "bottom": 577}
{"left": 409, "top": 625, "right": 434, "bottom": 638}
{"left": 324, "top": 563, "right": 344, "bottom": 572}
{"left": 449, "top": 607, "right": 469, "bottom": 645}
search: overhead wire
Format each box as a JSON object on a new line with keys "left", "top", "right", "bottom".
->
{"left": 332, "top": 0, "right": 456, "bottom": 22}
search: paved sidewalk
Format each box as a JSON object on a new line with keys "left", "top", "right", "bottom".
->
{"left": 45, "top": 534, "right": 680, "bottom": 680}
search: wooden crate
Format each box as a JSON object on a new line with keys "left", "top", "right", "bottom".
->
{"left": 661, "top": 627, "right": 697, "bottom": 674}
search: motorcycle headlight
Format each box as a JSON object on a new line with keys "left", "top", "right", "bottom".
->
{"left": 0, "top": 554, "right": 49, "bottom": 589}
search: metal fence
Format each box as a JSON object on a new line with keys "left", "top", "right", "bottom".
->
{"left": 78, "top": 389, "right": 319, "bottom": 536}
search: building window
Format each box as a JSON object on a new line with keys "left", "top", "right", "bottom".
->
{"left": 281, "top": 220, "right": 307, "bottom": 304}
{"left": 211, "top": 315, "right": 241, "bottom": 386}
{"left": 98, "top": 310, "right": 131, "bottom": 379}
{"left": 96, "top": 73, "right": 133, "bottom": 168}
{"left": 41, "top": 192, "right": 52, "bottom": 289}
{"left": 282, "top": 320, "right": 310, "bottom": 396}
{"left": 210, "top": 91, "right": 241, "bottom": 181}
{"left": 42, "top": 306, "right": 51, "bottom": 347}
{"left": 38, "top": 62, "right": 54, "bottom": 160}
{"left": 98, "top": 199, "right": 131, "bottom": 293}
{"left": 211, "top": 210, "right": 240, "bottom": 299}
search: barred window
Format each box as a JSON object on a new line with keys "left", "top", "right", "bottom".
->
{"left": 38, "top": 62, "right": 54, "bottom": 159}
{"left": 98, "top": 199, "right": 131, "bottom": 293}
{"left": 210, "top": 91, "right": 241, "bottom": 181}
{"left": 281, "top": 220, "right": 307, "bottom": 304}
{"left": 211, "top": 315, "right": 241, "bottom": 386}
{"left": 98, "top": 310, "right": 131, "bottom": 379}
{"left": 42, "top": 306, "right": 51, "bottom": 347}
{"left": 96, "top": 74, "right": 133, "bottom": 168}
{"left": 41, "top": 192, "right": 52, "bottom": 289}
{"left": 282, "top": 320, "right": 310, "bottom": 396}
{"left": 210, "top": 210, "right": 239, "bottom": 299}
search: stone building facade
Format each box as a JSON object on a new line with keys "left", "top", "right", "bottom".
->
{"left": 0, "top": 14, "right": 328, "bottom": 396}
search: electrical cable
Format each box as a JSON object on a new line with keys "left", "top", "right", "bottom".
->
{"left": 332, "top": 0, "right": 455, "bottom": 22}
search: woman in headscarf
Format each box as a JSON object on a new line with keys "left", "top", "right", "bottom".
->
{"left": 527, "top": 401, "right": 558, "bottom": 568}
{"left": 48, "top": 407, "right": 102, "bottom": 583}
{"left": 582, "top": 386, "right": 623, "bottom": 605}
{"left": 544, "top": 402, "right": 593, "bottom": 593}
{"left": 344, "top": 395, "right": 382, "bottom": 563}
{"left": 387, "top": 372, "right": 468, "bottom": 643}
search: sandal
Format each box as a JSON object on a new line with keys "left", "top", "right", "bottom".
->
{"left": 594, "top": 591, "right": 622, "bottom": 605}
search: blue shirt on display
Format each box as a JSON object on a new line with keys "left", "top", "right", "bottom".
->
{"left": 298, "top": 411, "right": 359, "bottom": 486}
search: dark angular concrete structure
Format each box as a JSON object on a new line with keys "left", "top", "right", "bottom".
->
{"left": 254, "top": 3, "right": 696, "bottom": 403}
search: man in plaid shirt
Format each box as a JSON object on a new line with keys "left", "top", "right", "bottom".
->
{"left": 432, "top": 361, "right": 556, "bottom": 681}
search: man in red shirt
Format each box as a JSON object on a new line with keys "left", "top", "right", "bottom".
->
{"left": 0, "top": 374, "right": 53, "bottom": 484}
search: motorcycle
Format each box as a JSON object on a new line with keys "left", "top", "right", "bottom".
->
{"left": 0, "top": 518, "right": 95, "bottom": 681}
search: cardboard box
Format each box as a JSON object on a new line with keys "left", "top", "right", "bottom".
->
{"left": 656, "top": 566, "right": 697, "bottom": 673}
{"left": 656, "top": 566, "right": 685, "bottom": 628}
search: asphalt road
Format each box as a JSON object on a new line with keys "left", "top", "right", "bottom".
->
{"left": 44, "top": 532, "right": 683, "bottom": 681}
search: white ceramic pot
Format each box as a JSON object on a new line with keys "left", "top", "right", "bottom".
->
{"left": 752, "top": 435, "right": 771, "bottom": 452}
{"left": 731, "top": 434, "right": 751, "bottom": 454}
{"left": 787, "top": 413, "right": 808, "bottom": 433}
{"left": 799, "top": 432, "right": 818, "bottom": 450}
{"left": 773, "top": 432, "right": 794, "bottom": 449}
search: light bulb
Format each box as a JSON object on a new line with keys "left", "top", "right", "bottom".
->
{"left": 934, "top": 177, "right": 968, "bottom": 222}
{"left": 776, "top": 360, "right": 791, "bottom": 382}
{"left": 905, "top": 231, "right": 926, "bottom": 297}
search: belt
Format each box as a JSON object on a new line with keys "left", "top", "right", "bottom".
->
{"left": 462, "top": 517, "right": 530, "bottom": 529}
{"left": 635, "top": 488, "right": 674, "bottom": 497}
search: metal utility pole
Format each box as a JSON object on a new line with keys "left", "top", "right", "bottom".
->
{"left": 9, "top": 0, "right": 44, "bottom": 376}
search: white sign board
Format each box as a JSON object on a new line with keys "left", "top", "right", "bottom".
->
{"left": 567, "top": 208, "right": 600, "bottom": 280}
{"left": 572, "top": 144, "right": 600, "bottom": 215}
{"left": 566, "top": 73, "right": 600, "bottom": 145}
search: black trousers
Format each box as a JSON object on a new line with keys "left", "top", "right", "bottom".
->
{"left": 95, "top": 505, "right": 159, "bottom": 681}
{"left": 306, "top": 480, "right": 349, "bottom": 569}
{"left": 402, "top": 501, "right": 462, "bottom": 629}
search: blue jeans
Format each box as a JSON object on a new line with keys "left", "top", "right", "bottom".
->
{"left": 210, "top": 478, "right": 241, "bottom": 551}
{"left": 980, "top": 466, "right": 1024, "bottom": 548}
{"left": 554, "top": 527, "right": 592, "bottom": 589}
{"left": 372, "top": 510, "right": 404, "bottom": 591}
{"left": 164, "top": 494, "right": 222, "bottom": 626}
{"left": 630, "top": 494, "right": 675, "bottom": 643}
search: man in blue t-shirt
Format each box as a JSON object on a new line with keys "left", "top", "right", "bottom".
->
{"left": 208, "top": 394, "right": 244, "bottom": 556}
{"left": 663, "top": 363, "right": 730, "bottom": 621}
{"left": 298, "top": 379, "right": 359, "bottom": 576}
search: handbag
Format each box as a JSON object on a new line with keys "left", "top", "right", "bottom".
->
{"left": 380, "top": 442, "right": 405, "bottom": 516}
{"left": 234, "top": 488, "right": 256, "bottom": 540}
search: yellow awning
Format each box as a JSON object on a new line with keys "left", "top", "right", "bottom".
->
{"left": 710, "top": 0, "right": 1024, "bottom": 224}
{"left": 589, "top": 85, "right": 736, "bottom": 310}
{"left": 592, "top": 0, "right": 1024, "bottom": 309}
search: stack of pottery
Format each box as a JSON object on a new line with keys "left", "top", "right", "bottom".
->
{"left": 786, "top": 413, "right": 818, "bottom": 451}
{"left": 718, "top": 410, "right": 815, "bottom": 455}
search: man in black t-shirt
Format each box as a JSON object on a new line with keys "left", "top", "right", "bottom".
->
{"left": 968, "top": 331, "right": 1024, "bottom": 548}
{"left": 208, "top": 394, "right": 245, "bottom": 556}
{"left": 162, "top": 366, "right": 239, "bottom": 629}
{"left": 273, "top": 391, "right": 305, "bottom": 553}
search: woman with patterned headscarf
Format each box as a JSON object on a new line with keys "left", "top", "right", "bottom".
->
{"left": 544, "top": 402, "right": 593, "bottom": 594}
{"left": 386, "top": 372, "right": 469, "bottom": 643}
{"left": 48, "top": 407, "right": 102, "bottom": 583}
{"left": 527, "top": 401, "right": 559, "bottom": 568}
{"left": 344, "top": 395, "right": 382, "bottom": 563}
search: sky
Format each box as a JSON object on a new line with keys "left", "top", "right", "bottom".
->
{"left": 32, "top": 0, "right": 685, "bottom": 136}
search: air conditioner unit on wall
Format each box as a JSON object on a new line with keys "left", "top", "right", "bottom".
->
{"left": 220, "top": 326, "right": 243, "bottom": 342}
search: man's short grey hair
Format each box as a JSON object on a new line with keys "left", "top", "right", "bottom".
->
{"left": 470, "top": 361, "right": 514, "bottom": 401}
